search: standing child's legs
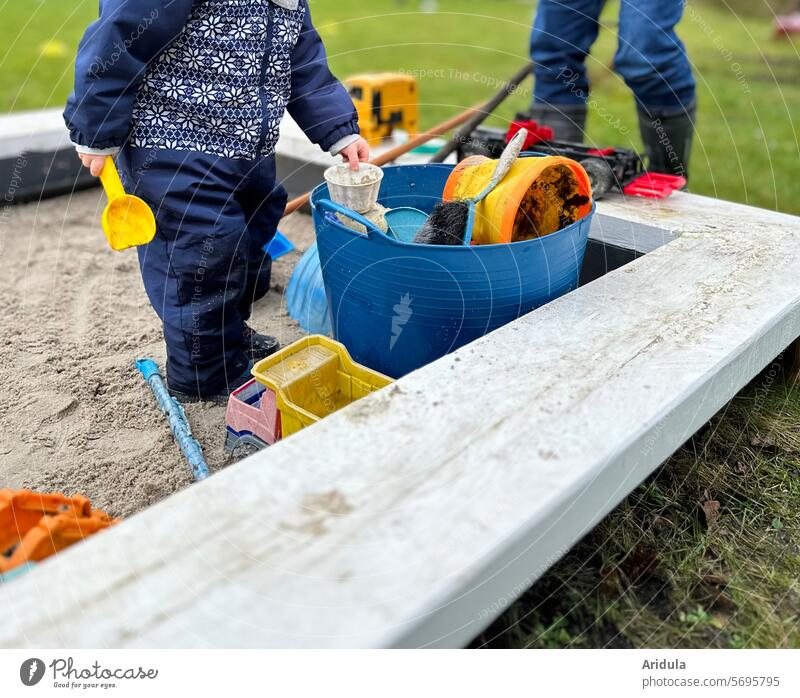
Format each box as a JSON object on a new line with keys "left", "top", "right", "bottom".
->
{"left": 122, "top": 148, "right": 273, "bottom": 400}
{"left": 615, "top": 0, "right": 696, "bottom": 177}
{"left": 529, "top": 0, "right": 606, "bottom": 141}
{"left": 237, "top": 157, "right": 288, "bottom": 324}
{"left": 614, "top": 0, "right": 695, "bottom": 113}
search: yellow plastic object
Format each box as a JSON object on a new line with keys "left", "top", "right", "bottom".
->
{"left": 344, "top": 73, "right": 419, "bottom": 146}
{"left": 99, "top": 157, "right": 156, "bottom": 251}
{"left": 251, "top": 335, "right": 393, "bottom": 436}
{"left": 39, "top": 40, "right": 68, "bottom": 58}
{"left": 442, "top": 155, "right": 592, "bottom": 245}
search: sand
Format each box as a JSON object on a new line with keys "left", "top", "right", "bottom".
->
{"left": 0, "top": 189, "right": 312, "bottom": 518}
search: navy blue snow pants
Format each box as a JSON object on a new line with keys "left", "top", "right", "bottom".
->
{"left": 119, "top": 147, "right": 287, "bottom": 397}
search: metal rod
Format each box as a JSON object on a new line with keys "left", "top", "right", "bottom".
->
{"left": 135, "top": 359, "right": 209, "bottom": 482}
{"left": 428, "top": 62, "right": 534, "bottom": 164}
{"left": 281, "top": 100, "right": 486, "bottom": 217}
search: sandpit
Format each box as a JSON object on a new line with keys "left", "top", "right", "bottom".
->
{"left": 0, "top": 189, "right": 312, "bottom": 517}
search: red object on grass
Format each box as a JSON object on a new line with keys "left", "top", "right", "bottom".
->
{"left": 586, "top": 147, "right": 616, "bottom": 156}
{"left": 623, "top": 173, "right": 686, "bottom": 199}
{"left": 506, "top": 120, "right": 554, "bottom": 149}
{"left": 774, "top": 13, "right": 800, "bottom": 38}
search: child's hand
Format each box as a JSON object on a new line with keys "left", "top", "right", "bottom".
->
{"left": 78, "top": 153, "right": 107, "bottom": 177}
{"left": 340, "top": 137, "right": 370, "bottom": 171}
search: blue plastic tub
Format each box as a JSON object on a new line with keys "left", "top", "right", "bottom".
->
{"left": 286, "top": 242, "right": 332, "bottom": 336}
{"left": 312, "top": 163, "right": 594, "bottom": 378}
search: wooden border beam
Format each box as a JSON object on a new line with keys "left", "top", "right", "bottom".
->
{"left": 2, "top": 191, "right": 799, "bottom": 647}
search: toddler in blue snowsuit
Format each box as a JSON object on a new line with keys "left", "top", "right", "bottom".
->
{"left": 65, "top": 0, "right": 369, "bottom": 402}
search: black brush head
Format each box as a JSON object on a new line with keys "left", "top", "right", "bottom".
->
{"left": 412, "top": 201, "right": 470, "bottom": 245}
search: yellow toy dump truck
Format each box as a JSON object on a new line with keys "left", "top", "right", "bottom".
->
{"left": 344, "top": 73, "right": 419, "bottom": 145}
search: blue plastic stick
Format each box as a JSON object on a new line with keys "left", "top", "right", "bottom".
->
{"left": 135, "top": 358, "right": 209, "bottom": 481}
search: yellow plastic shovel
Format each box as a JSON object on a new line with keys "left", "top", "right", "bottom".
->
{"left": 98, "top": 157, "right": 156, "bottom": 251}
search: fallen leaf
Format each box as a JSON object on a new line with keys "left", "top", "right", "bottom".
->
{"left": 701, "top": 499, "right": 721, "bottom": 526}
{"left": 619, "top": 546, "right": 659, "bottom": 581}
{"left": 750, "top": 434, "right": 775, "bottom": 448}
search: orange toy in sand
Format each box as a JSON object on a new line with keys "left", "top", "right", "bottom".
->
{"left": 0, "top": 489, "right": 119, "bottom": 574}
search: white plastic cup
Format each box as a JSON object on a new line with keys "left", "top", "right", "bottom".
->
{"left": 323, "top": 163, "right": 384, "bottom": 213}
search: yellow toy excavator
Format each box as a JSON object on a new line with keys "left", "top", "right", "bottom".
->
{"left": 344, "top": 73, "right": 419, "bottom": 145}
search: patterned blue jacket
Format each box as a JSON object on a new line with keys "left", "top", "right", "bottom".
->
{"left": 64, "top": 0, "right": 358, "bottom": 160}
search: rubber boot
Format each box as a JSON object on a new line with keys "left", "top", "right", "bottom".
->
{"left": 636, "top": 103, "right": 696, "bottom": 179}
{"left": 243, "top": 324, "right": 280, "bottom": 362}
{"left": 520, "top": 103, "right": 587, "bottom": 143}
{"left": 168, "top": 365, "right": 252, "bottom": 406}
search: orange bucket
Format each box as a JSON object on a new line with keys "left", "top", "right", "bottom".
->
{"left": 442, "top": 155, "right": 592, "bottom": 245}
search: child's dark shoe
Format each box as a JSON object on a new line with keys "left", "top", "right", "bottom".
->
{"left": 243, "top": 324, "right": 280, "bottom": 361}
{"left": 168, "top": 367, "right": 252, "bottom": 406}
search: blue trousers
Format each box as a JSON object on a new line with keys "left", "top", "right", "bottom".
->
{"left": 531, "top": 0, "right": 696, "bottom": 112}
{"left": 120, "top": 148, "right": 286, "bottom": 396}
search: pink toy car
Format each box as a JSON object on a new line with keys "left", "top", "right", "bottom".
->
{"left": 224, "top": 378, "right": 281, "bottom": 458}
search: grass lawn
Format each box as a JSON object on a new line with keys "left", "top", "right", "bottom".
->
{"left": 475, "top": 363, "right": 800, "bottom": 649}
{"left": 2, "top": 0, "right": 798, "bottom": 213}
{"left": 2, "top": 0, "right": 799, "bottom": 648}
